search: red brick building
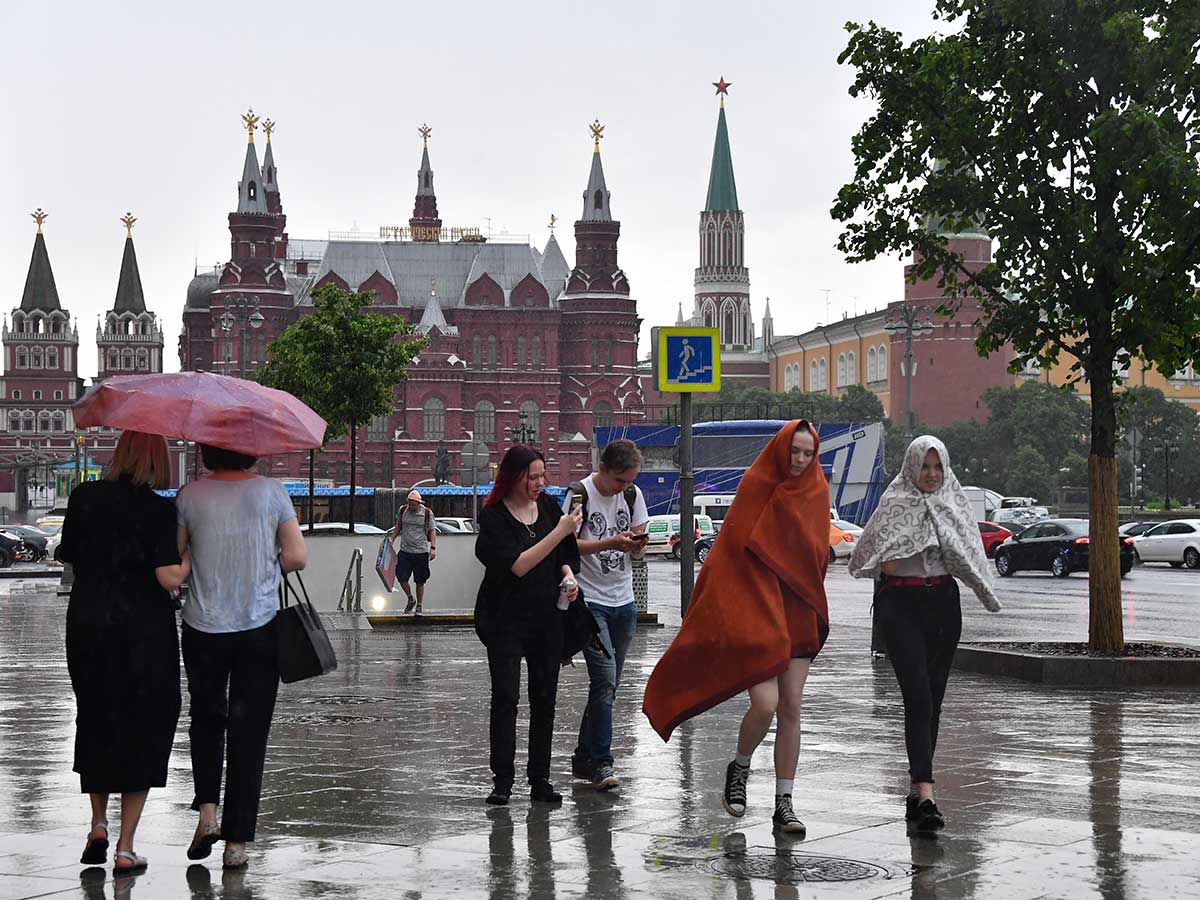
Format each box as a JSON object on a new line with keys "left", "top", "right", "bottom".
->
{"left": 179, "top": 115, "right": 643, "bottom": 486}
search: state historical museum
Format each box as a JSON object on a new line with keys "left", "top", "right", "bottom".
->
{"left": 180, "top": 114, "right": 643, "bottom": 486}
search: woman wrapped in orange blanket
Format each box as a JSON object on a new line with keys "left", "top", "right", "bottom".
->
{"left": 643, "top": 420, "right": 831, "bottom": 835}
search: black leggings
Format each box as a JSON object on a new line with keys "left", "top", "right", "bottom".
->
{"left": 876, "top": 580, "right": 962, "bottom": 784}
{"left": 486, "top": 628, "right": 562, "bottom": 789}
{"left": 181, "top": 619, "right": 279, "bottom": 842}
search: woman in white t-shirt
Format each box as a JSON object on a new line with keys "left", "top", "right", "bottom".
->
{"left": 176, "top": 444, "right": 307, "bottom": 870}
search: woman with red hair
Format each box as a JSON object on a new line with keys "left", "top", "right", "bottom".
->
{"left": 643, "top": 420, "right": 831, "bottom": 835}
{"left": 474, "top": 445, "right": 583, "bottom": 806}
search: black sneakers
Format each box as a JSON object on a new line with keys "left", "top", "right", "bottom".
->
{"left": 530, "top": 780, "right": 562, "bottom": 804}
{"left": 403, "top": 597, "right": 416, "bottom": 613}
{"left": 571, "top": 754, "right": 594, "bottom": 781}
{"left": 905, "top": 794, "right": 919, "bottom": 821}
{"left": 772, "top": 794, "right": 807, "bottom": 835}
{"left": 721, "top": 760, "right": 750, "bottom": 817}
{"left": 912, "top": 799, "right": 945, "bottom": 832}
{"left": 486, "top": 785, "right": 511, "bottom": 806}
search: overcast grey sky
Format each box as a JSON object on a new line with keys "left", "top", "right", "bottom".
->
{"left": 2, "top": 0, "right": 940, "bottom": 377}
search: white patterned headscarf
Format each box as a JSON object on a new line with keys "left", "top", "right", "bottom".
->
{"left": 849, "top": 435, "right": 1001, "bottom": 612}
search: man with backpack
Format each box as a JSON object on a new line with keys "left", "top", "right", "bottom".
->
{"left": 391, "top": 490, "right": 436, "bottom": 614}
{"left": 564, "top": 439, "right": 649, "bottom": 790}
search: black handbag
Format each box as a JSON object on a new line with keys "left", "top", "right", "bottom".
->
{"left": 561, "top": 585, "right": 611, "bottom": 666}
{"left": 276, "top": 570, "right": 338, "bottom": 683}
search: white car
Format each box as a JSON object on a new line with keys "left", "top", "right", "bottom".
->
{"left": 1132, "top": 519, "right": 1200, "bottom": 569}
{"left": 831, "top": 519, "right": 864, "bottom": 560}
{"left": 435, "top": 517, "right": 475, "bottom": 533}
{"left": 644, "top": 514, "right": 716, "bottom": 556}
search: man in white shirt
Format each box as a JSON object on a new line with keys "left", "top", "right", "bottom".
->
{"left": 564, "top": 439, "right": 649, "bottom": 790}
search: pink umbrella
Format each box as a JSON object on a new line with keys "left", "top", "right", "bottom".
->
{"left": 73, "top": 372, "right": 327, "bottom": 456}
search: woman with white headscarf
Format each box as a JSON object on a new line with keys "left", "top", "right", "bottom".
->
{"left": 850, "top": 435, "right": 1000, "bottom": 834}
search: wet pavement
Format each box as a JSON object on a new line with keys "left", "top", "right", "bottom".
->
{"left": 1, "top": 566, "right": 1198, "bottom": 899}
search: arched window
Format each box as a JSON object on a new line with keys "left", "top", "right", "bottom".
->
{"left": 809, "top": 360, "right": 818, "bottom": 390}
{"left": 9, "top": 390, "right": 18, "bottom": 400}
{"left": 108, "top": 348, "right": 119, "bottom": 371}
{"left": 474, "top": 400, "right": 496, "bottom": 443}
{"left": 594, "top": 189, "right": 604, "bottom": 211}
{"left": 532, "top": 334, "right": 543, "bottom": 367}
{"left": 723, "top": 305, "right": 735, "bottom": 345}
{"left": 52, "top": 411, "right": 65, "bottom": 432}
{"left": 122, "top": 348, "right": 134, "bottom": 370}
{"left": 487, "top": 335, "right": 497, "bottom": 369}
{"left": 819, "top": 358, "right": 827, "bottom": 390}
{"left": 136, "top": 348, "right": 149, "bottom": 370}
{"left": 516, "top": 335, "right": 526, "bottom": 368}
{"left": 593, "top": 401, "right": 613, "bottom": 429}
{"left": 472, "top": 335, "right": 482, "bottom": 368}
{"left": 248, "top": 181, "right": 257, "bottom": 200}
{"left": 6, "top": 412, "right": 18, "bottom": 432}
{"left": 519, "top": 400, "right": 540, "bottom": 438}
{"left": 16, "top": 347, "right": 27, "bottom": 368}
{"left": 47, "top": 348, "right": 58, "bottom": 369}
{"left": 837, "top": 354, "right": 847, "bottom": 387}
{"left": 846, "top": 351, "right": 856, "bottom": 386}
{"left": 423, "top": 397, "right": 445, "bottom": 441}
{"left": 867, "top": 347, "right": 877, "bottom": 383}
{"left": 877, "top": 345, "right": 888, "bottom": 382}
{"left": 38, "top": 411, "right": 51, "bottom": 432}
{"left": 22, "top": 412, "right": 34, "bottom": 433}
{"left": 31, "top": 347, "right": 44, "bottom": 369}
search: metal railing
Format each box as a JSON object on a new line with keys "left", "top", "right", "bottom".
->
{"left": 615, "top": 402, "right": 885, "bottom": 427}
{"left": 336, "top": 548, "right": 364, "bottom": 613}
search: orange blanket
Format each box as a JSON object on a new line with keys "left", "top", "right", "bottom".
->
{"left": 642, "top": 420, "right": 831, "bottom": 741}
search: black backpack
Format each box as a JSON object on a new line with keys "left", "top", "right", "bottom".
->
{"left": 567, "top": 480, "right": 639, "bottom": 533}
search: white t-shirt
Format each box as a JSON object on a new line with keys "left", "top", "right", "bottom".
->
{"left": 564, "top": 475, "right": 649, "bottom": 608}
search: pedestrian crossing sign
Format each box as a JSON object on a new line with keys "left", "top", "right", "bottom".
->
{"left": 654, "top": 327, "right": 721, "bottom": 392}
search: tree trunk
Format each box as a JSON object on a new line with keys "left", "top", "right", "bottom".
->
{"left": 1088, "top": 377, "right": 1125, "bottom": 654}
{"left": 348, "top": 422, "right": 357, "bottom": 534}
{"left": 307, "top": 449, "right": 315, "bottom": 533}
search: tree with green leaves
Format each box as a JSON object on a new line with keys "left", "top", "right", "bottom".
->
{"left": 833, "top": 0, "right": 1200, "bottom": 653}
{"left": 259, "top": 284, "right": 425, "bottom": 533}
{"left": 1118, "top": 385, "right": 1200, "bottom": 506}
{"left": 695, "top": 381, "right": 886, "bottom": 424}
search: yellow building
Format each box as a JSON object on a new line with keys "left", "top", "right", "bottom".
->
{"left": 770, "top": 310, "right": 892, "bottom": 417}
{"left": 1021, "top": 356, "right": 1200, "bottom": 409}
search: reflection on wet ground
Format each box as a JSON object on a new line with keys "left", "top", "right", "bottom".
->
{"left": 1, "top": 574, "right": 1198, "bottom": 899}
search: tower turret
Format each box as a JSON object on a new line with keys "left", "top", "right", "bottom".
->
{"left": 409, "top": 124, "right": 442, "bottom": 241}
{"left": 97, "top": 213, "right": 164, "bottom": 378}
{"left": 564, "top": 120, "right": 627, "bottom": 296}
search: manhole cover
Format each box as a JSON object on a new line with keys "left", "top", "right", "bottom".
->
{"left": 272, "top": 713, "right": 383, "bottom": 726}
{"left": 291, "top": 695, "right": 383, "bottom": 706}
{"left": 710, "top": 851, "right": 894, "bottom": 884}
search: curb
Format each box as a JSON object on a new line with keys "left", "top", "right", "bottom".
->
{"left": 954, "top": 642, "right": 1200, "bottom": 687}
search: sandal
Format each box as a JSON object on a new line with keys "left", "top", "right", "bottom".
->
{"left": 222, "top": 846, "right": 249, "bottom": 870}
{"left": 80, "top": 822, "right": 109, "bottom": 865}
{"left": 113, "top": 850, "right": 147, "bottom": 873}
{"left": 187, "top": 820, "right": 221, "bottom": 860}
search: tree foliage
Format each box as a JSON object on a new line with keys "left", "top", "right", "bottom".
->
{"left": 1117, "top": 385, "right": 1200, "bottom": 505}
{"left": 695, "top": 381, "right": 886, "bottom": 423}
{"left": 833, "top": 0, "right": 1200, "bottom": 653}
{"left": 258, "top": 283, "right": 425, "bottom": 531}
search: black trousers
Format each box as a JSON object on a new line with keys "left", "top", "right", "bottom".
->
{"left": 486, "top": 626, "right": 562, "bottom": 789}
{"left": 181, "top": 619, "right": 279, "bottom": 842}
{"left": 876, "top": 580, "right": 962, "bottom": 784}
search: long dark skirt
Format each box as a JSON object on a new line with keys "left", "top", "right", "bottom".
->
{"left": 66, "top": 590, "right": 181, "bottom": 794}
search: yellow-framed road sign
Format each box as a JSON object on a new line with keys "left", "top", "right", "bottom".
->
{"left": 654, "top": 327, "right": 721, "bottom": 393}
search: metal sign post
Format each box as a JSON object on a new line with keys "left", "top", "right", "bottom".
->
{"left": 653, "top": 327, "right": 721, "bottom": 617}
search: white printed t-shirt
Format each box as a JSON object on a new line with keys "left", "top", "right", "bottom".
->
{"left": 564, "top": 474, "right": 649, "bottom": 608}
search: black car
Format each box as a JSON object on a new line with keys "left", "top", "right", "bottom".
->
{"left": 695, "top": 535, "right": 716, "bottom": 564}
{"left": 3, "top": 526, "right": 48, "bottom": 560}
{"left": 0, "top": 531, "right": 24, "bottom": 568}
{"left": 994, "top": 518, "right": 1135, "bottom": 578}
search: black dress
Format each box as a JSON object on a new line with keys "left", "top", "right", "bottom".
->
{"left": 474, "top": 492, "right": 580, "bottom": 787}
{"left": 60, "top": 476, "right": 182, "bottom": 794}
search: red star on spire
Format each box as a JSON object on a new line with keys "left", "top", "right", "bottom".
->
{"left": 712, "top": 76, "right": 732, "bottom": 97}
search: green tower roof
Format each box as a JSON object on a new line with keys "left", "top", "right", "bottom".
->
{"left": 704, "top": 106, "right": 739, "bottom": 212}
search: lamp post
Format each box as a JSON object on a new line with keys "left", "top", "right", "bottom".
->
{"left": 883, "top": 304, "right": 935, "bottom": 436}
{"left": 508, "top": 410, "right": 537, "bottom": 446}
{"left": 1164, "top": 442, "right": 1179, "bottom": 511}
{"left": 219, "top": 295, "right": 265, "bottom": 379}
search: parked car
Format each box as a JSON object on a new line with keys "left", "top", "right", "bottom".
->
{"left": 435, "top": 517, "right": 475, "bottom": 533}
{"left": 3, "top": 526, "right": 49, "bottom": 560}
{"left": 0, "top": 531, "right": 22, "bottom": 568}
{"left": 695, "top": 534, "right": 716, "bottom": 564}
{"left": 977, "top": 521, "right": 1014, "bottom": 558}
{"left": 667, "top": 516, "right": 717, "bottom": 558}
{"left": 1119, "top": 521, "right": 1157, "bottom": 538}
{"left": 306, "top": 522, "right": 389, "bottom": 535}
{"left": 993, "top": 518, "right": 1135, "bottom": 578}
{"left": 830, "top": 519, "right": 863, "bottom": 561}
{"left": 1131, "top": 519, "right": 1200, "bottom": 569}
{"left": 991, "top": 506, "right": 1048, "bottom": 530}
{"left": 645, "top": 514, "right": 714, "bottom": 556}
{"left": 33, "top": 511, "right": 66, "bottom": 534}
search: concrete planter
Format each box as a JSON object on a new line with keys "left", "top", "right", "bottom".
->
{"left": 954, "top": 642, "right": 1200, "bottom": 686}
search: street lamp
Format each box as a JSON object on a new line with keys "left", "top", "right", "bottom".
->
{"left": 883, "top": 304, "right": 935, "bottom": 436}
{"left": 508, "top": 410, "right": 537, "bottom": 446}
{"left": 219, "top": 295, "right": 265, "bottom": 379}
{"left": 1164, "top": 442, "right": 1180, "bottom": 511}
